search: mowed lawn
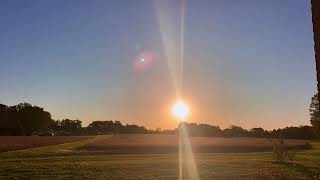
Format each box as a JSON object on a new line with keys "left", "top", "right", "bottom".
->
{"left": 0, "top": 135, "right": 319, "bottom": 180}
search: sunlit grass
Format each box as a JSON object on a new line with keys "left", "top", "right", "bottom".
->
{"left": 0, "top": 136, "right": 319, "bottom": 179}
{"left": 0, "top": 135, "right": 111, "bottom": 159}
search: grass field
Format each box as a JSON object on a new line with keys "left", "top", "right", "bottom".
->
{"left": 80, "top": 134, "right": 310, "bottom": 154}
{"left": 0, "top": 136, "right": 91, "bottom": 152}
{"left": 0, "top": 135, "right": 319, "bottom": 179}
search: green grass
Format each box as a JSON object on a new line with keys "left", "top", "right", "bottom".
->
{"left": 0, "top": 136, "right": 319, "bottom": 180}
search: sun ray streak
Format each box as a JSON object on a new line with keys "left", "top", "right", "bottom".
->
{"left": 155, "top": 0, "right": 184, "bottom": 97}
{"left": 179, "top": 127, "right": 183, "bottom": 180}
{"left": 155, "top": 1, "right": 199, "bottom": 179}
{"left": 181, "top": 124, "right": 199, "bottom": 180}
{"left": 179, "top": 0, "right": 186, "bottom": 96}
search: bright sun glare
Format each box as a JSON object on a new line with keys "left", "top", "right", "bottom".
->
{"left": 172, "top": 100, "right": 189, "bottom": 120}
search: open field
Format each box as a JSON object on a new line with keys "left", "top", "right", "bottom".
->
{"left": 80, "top": 134, "right": 310, "bottom": 154}
{"left": 0, "top": 136, "right": 91, "bottom": 152}
{"left": 0, "top": 135, "right": 319, "bottom": 179}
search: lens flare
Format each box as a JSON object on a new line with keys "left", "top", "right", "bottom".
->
{"left": 132, "top": 51, "right": 154, "bottom": 72}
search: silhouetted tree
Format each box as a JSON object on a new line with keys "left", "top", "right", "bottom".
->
{"left": 14, "top": 103, "right": 52, "bottom": 135}
{"left": 52, "top": 119, "right": 82, "bottom": 134}
{"left": 113, "top": 121, "right": 122, "bottom": 134}
{"left": 0, "top": 103, "right": 52, "bottom": 135}
{"left": 221, "top": 125, "right": 248, "bottom": 137}
{"left": 281, "top": 126, "right": 316, "bottom": 140}
{"left": 87, "top": 120, "right": 123, "bottom": 135}
{"left": 119, "top": 124, "right": 148, "bottom": 134}
{"left": 249, "top": 128, "right": 267, "bottom": 138}
{"left": 0, "top": 104, "right": 10, "bottom": 135}
{"left": 312, "top": 0, "right": 320, "bottom": 109}
{"left": 181, "top": 122, "right": 221, "bottom": 137}
{"left": 310, "top": 93, "right": 320, "bottom": 134}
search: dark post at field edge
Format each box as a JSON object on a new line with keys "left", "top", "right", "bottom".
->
{"left": 312, "top": 0, "right": 320, "bottom": 110}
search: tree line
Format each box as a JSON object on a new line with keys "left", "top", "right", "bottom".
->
{"left": 0, "top": 103, "right": 153, "bottom": 136}
{"left": 0, "top": 93, "right": 319, "bottom": 139}
{"left": 177, "top": 123, "right": 316, "bottom": 140}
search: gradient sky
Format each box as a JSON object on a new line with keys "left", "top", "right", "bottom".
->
{"left": 0, "top": 0, "right": 316, "bottom": 130}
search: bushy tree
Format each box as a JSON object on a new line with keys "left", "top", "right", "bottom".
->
{"left": 87, "top": 120, "right": 122, "bottom": 134}
{"left": 119, "top": 124, "right": 148, "bottom": 134}
{"left": 310, "top": 93, "right": 320, "bottom": 134}
{"left": 249, "top": 128, "right": 266, "bottom": 138}
{"left": 52, "top": 119, "right": 82, "bottom": 134}
{"left": 180, "top": 122, "right": 221, "bottom": 137}
{"left": 221, "top": 125, "right": 248, "bottom": 137}
{"left": 0, "top": 103, "right": 52, "bottom": 135}
{"left": 15, "top": 103, "right": 52, "bottom": 135}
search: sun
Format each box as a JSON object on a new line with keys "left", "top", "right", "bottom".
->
{"left": 171, "top": 100, "right": 189, "bottom": 121}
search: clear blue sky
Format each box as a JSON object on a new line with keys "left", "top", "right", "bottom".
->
{"left": 0, "top": 0, "right": 316, "bottom": 130}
